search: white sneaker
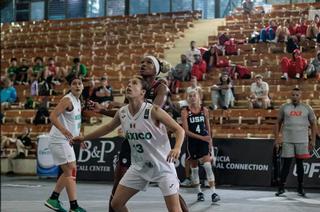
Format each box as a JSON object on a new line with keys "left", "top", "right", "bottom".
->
{"left": 295, "top": 73, "right": 300, "bottom": 79}
{"left": 180, "top": 178, "right": 192, "bottom": 187}
{"left": 281, "top": 73, "right": 288, "bottom": 80}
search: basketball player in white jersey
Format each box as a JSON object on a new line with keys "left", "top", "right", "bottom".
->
{"left": 45, "top": 76, "right": 86, "bottom": 212}
{"left": 72, "top": 76, "right": 185, "bottom": 212}
{"left": 181, "top": 88, "right": 220, "bottom": 203}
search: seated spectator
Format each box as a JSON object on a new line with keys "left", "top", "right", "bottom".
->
{"left": 242, "top": 0, "right": 254, "bottom": 15}
{"left": 82, "top": 78, "right": 97, "bottom": 102}
{"left": 281, "top": 49, "right": 307, "bottom": 80}
{"left": 191, "top": 53, "right": 207, "bottom": 81}
{"left": 94, "top": 76, "right": 113, "bottom": 106}
{"left": 16, "top": 59, "right": 29, "bottom": 85}
{"left": 14, "top": 127, "right": 32, "bottom": 158}
{"left": 275, "top": 19, "right": 291, "bottom": 42}
{"left": 174, "top": 54, "right": 192, "bottom": 81}
{"left": 306, "top": 14, "right": 320, "bottom": 40}
{"left": 1, "top": 135, "right": 16, "bottom": 157}
{"left": 66, "top": 57, "right": 88, "bottom": 81}
{"left": 286, "top": 35, "right": 299, "bottom": 53}
{"left": 185, "top": 40, "right": 201, "bottom": 64}
{"left": 295, "top": 17, "right": 308, "bottom": 40}
{"left": 28, "top": 57, "right": 45, "bottom": 80}
{"left": 203, "top": 45, "right": 219, "bottom": 71}
{"left": 210, "top": 72, "right": 234, "bottom": 110}
{"left": 44, "top": 57, "right": 62, "bottom": 85}
{"left": 248, "top": 74, "right": 270, "bottom": 109}
{"left": 6, "top": 58, "right": 19, "bottom": 83}
{"left": 30, "top": 73, "right": 39, "bottom": 96}
{"left": 0, "top": 77, "right": 17, "bottom": 105}
{"left": 305, "top": 51, "right": 320, "bottom": 80}
{"left": 260, "top": 19, "right": 278, "bottom": 42}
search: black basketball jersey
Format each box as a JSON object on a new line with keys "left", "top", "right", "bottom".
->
{"left": 187, "top": 106, "right": 208, "bottom": 136}
{"left": 145, "top": 80, "right": 170, "bottom": 110}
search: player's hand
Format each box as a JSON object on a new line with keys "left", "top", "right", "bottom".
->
{"left": 309, "top": 141, "right": 315, "bottom": 151}
{"left": 275, "top": 138, "right": 282, "bottom": 152}
{"left": 61, "top": 129, "right": 73, "bottom": 141}
{"left": 167, "top": 148, "right": 181, "bottom": 163}
{"left": 203, "top": 136, "right": 212, "bottom": 143}
{"left": 88, "top": 100, "right": 103, "bottom": 112}
{"left": 70, "top": 136, "right": 85, "bottom": 145}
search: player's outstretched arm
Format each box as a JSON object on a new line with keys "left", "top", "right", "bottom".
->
{"left": 72, "top": 111, "right": 121, "bottom": 144}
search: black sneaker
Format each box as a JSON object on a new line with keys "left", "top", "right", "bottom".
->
{"left": 275, "top": 187, "right": 285, "bottom": 196}
{"left": 211, "top": 193, "right": 221, "bottom": 202}
{"left": 297, "top": 186, "right": 306, "bottom": 197}
{"left": 197, "top": 192, "right": 205, "bottom": 201}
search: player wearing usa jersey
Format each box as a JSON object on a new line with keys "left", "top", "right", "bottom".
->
{"left": 73, "top": 76, "right": 185, "bottom": 212}
{"left": 45, "top": 76, "right": 86, "bottom": 212}
{"left": 181, "top": 88, "right": 220, "bottom": 203}
{"left": 275, "top": 88, "right": 317, "bottom": 197}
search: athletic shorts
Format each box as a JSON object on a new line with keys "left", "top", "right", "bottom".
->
{"left": 119, "top": 167, "right": 180, "bottom": 197}
{"left": 118, "top": 139, "right": 131, "bottom": 167}
{"left": 281, "top": 142, "right": 311, "bottom": 159}
{"left": 49, "top": 142, "right": 76, "bottom": 165}
{"left": 187, "top": 138, "right": 209, "bottom": 160}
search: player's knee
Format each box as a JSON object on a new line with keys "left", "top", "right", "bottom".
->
{"left": 203, "top": 162, "right": 215, "bottom": 182}
{"left": 190, "top": 167, "right": 200, "bottom": 184}
{"left": 110, "top": 198, "right": 124, "bottom": 211}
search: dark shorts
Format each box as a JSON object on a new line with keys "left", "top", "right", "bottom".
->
{"left": 118, "top": 139, "right": 131, "bottom": 167}
{"left": 187, "top": 138, "right": 209, "bottom": 160}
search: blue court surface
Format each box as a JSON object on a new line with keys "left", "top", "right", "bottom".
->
{"left": 1, "top": 176, "right": 319, "bottom": 212}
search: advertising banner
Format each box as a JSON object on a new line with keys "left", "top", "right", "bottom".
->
{"left": 213, "top": 138, "right": 274, "bottom": 186}
{"left": 287, "top": 138, "right": 320, "bottom": 188}
{"left": 73, "top": 137, "right": 124, "bottom": 181}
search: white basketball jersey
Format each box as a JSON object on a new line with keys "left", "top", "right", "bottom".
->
{"left": 49, "top": 93, "right": 82, "bottom": 143}
{"left": 119, "top": 102, "right": 176, "bottom": 180}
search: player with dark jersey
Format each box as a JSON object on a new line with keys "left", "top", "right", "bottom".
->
{"left": 181, "top": 88, "right": 220, "bottom": 203}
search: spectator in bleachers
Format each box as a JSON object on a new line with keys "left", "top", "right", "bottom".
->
{"left": 191, "top": 52, "right": 207, "bottom": 81}
{"left": 242, "top": 0, "right": 254, "bottom": 15}
{"left": 0, "top": 77, "right": 17, "bottom": 105}
{"left": 16, "top": 59, "right": 29, "bottom": 85}
{"left": 203, "top": 45, "right": 219, "bottom": 72}
{"left": 94, "top": 76, "right": 113, "bottom": 106}
{"left": 210, "top": 72, "right": 234, "bottom": 110}
{"left": 1, "top": 135, "right": 16, "bottom": 157}
{"left": 248, "top": 74, "right": 270, "bottom": 109}
{"left": 29, "top": 57, "right": 45, "bottom": 81}
{"left": 30, "top": 73, "right": 39, "bottom": 96}
{"left": 295, "top": 17, "right": 308, "bottom": 40}
{"left": 6, "top": 58, "right": 19, "bottom": 83}
{"left": 174, "top": 54, "right": 192, "bottom": 81}
{"left": 305, "top": 51, "right": 320, "bottom": 80}
{"left": 306, "top": 14, "right": 320, "bottom": 40}
{"left": 260, "top": 19, "right": 277, "bottom": 43}
{"left": 280, "top": 49, "right": 307, "bottom": 80}
{"left": 286, "top": 35, "right": 299, "bottom": 53}
{"left": 44, "top": 57, "right": 61, "bottom": 85}
{"left": 185, "top": 41, "right": 201, "bottom": 64}
{"left": 82, "top": 78, "right": 97, "bottom": 103}
{"left": 66, "top": 57, "right": 88, "bottom": 81}
{"left": 275, "top": 20, "right": 291, "bottom": 42}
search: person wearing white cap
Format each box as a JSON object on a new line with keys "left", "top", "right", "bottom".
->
{"left": 248, "top": 74, "right": 271, "bottom": 109}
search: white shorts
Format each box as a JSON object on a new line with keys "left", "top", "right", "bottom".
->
{"left": 119, "top": 167, "right": 180, "bottom": 197}
{"left": 49, "top": 142, "right": 76, "bottom": 165}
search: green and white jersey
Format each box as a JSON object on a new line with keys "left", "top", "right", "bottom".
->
{"left": 119, "top": 102, "right": 176, "bottom": 180}
{"left": 49, "top": 93, "right": 82, "bottom": 143}
{"left": 279, "top": 102, "right": 316, "bottom": 144}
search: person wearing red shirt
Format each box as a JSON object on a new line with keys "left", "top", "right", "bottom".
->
{"left": 281, "top": 49, "right": 307, "bottom": 80}
{"left": 191, "top": 53, "right": 207, "bottom": 81}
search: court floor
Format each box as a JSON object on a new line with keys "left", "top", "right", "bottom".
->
{"left": 1, "top": 175, "right": 319, "bottom": 212}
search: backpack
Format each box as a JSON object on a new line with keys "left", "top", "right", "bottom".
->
{"left": 34, "top": 105, "right": 50, "bottom": 125}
